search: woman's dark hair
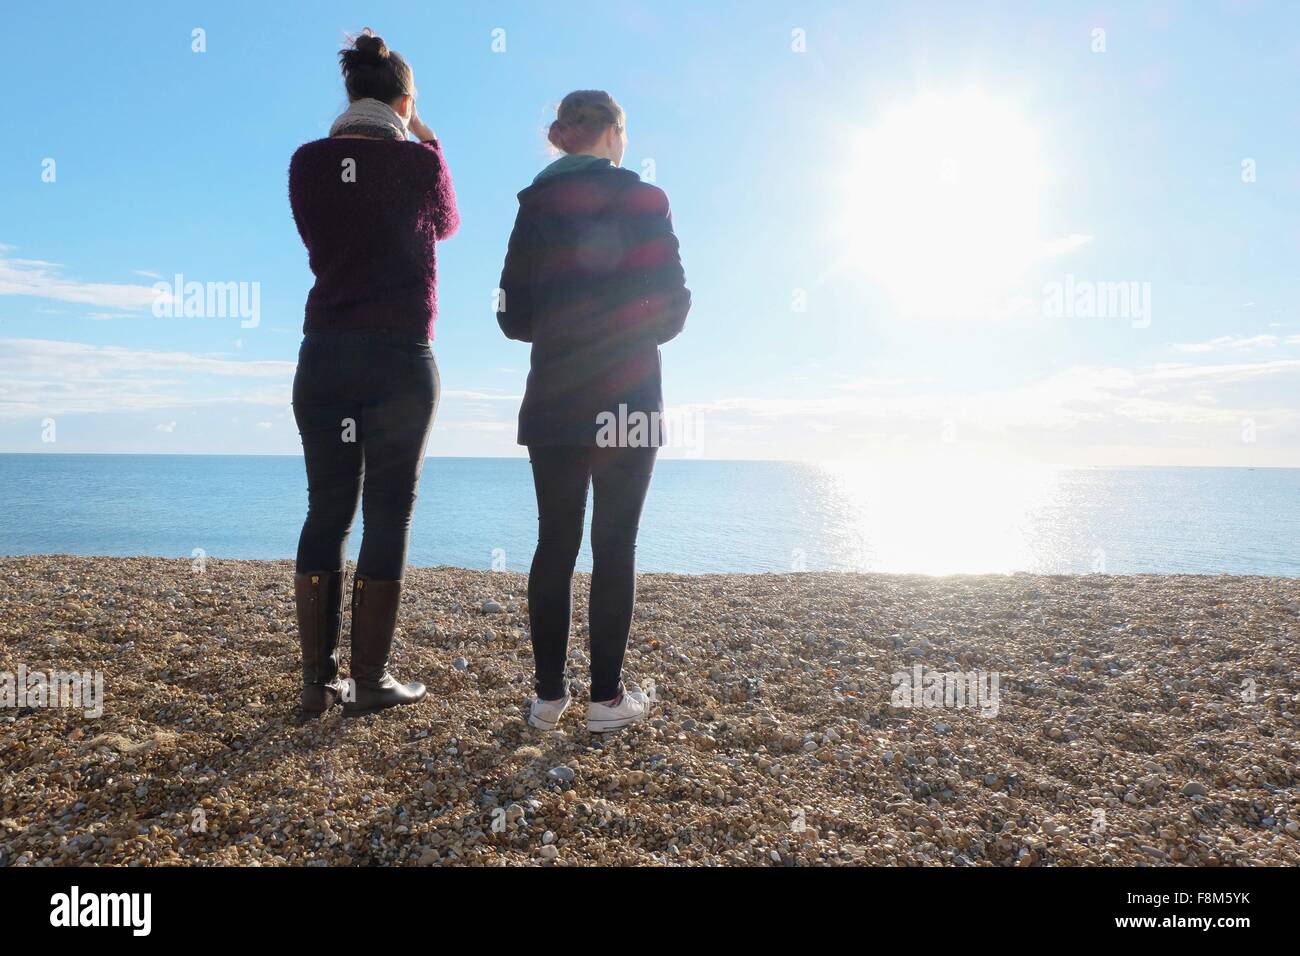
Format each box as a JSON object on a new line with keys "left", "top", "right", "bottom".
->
{"left": 548, "top": 90, "right": 625, "bottom": 153}
{"left": 339, "top": 28, "right": 414, "bottom": 103}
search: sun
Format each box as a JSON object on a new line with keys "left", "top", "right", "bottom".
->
{"left": 836, "top": 91, "right": 1047, "bottom": 318}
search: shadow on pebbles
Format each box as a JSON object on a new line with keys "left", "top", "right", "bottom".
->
{"left": 0, "top": 556, "right": 1297, "bottom": 866}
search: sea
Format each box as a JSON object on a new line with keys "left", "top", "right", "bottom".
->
{"left": 0, "top": 454, "right": 1296, "bottom": 576}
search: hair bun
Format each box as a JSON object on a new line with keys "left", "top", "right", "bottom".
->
{"left": 338, "top": 29, "right": 412, "bottom": 103}
{"left": 352, "top": 29, "right": 390, "bottom": 64}
{"left": 547, "top": 119, "right": 569, "bottom": 151}
{"left": 548, "top": 90, "right": 625, "bottom": 154}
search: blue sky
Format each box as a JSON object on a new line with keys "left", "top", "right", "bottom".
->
{"left": 2, "top": 0, "right": 1298, "bottom": 465}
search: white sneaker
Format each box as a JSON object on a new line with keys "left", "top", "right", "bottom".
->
{"left": 587, "top": 685, "right": 650, "bottom": 733}
{"left": 528, "top": 693, "right": 571, "bottom": 730}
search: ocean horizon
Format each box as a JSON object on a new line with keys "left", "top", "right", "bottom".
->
{"left": 2, "top": 453, "right": 1296, "bottom": 577}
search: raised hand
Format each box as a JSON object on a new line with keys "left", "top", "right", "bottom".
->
{"left": 408, "top": 107, "right": 436, "bottom": 144}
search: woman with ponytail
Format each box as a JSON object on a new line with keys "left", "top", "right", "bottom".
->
{"left": 497, "top": 90, "right": 690, "bottom": 733}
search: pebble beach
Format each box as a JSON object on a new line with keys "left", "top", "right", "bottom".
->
{"left": 1, "top": 555, "right": 1297, "bottom": 867}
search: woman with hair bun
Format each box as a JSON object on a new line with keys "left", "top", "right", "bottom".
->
{"left": 287, "top": 29, "right": 458, "bottom": 720}
{"left": 496, "top": 90, "right": 690, "bottom": 733}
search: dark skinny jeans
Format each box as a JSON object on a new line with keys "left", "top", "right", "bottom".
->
{"left": 527, "top": 445, "right": 657, "bottom": 702}
{"left": 293, "top": 328, "right": 439, "bottom": 580}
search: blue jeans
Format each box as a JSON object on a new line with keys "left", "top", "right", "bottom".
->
{"left": 292, "top": 328, "right": 439, "bottom": 580}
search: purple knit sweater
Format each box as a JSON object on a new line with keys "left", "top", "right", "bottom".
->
{"left": 289, "top": 136, "right": 459, "bottom": 340}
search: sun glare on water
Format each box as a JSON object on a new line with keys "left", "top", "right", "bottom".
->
{"left": 818, "top": 458, "right": 1065, "bottom": 575}
{"left": 838, "top": 91, "right": 1047, "bottom": 318}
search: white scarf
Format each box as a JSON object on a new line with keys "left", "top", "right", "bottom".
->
{"left": 329, "top": 98, "right": 408, "bottom": 141}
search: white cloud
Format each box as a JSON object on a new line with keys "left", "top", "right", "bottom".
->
{"left": 4, "top": 336, "right": 1297, "bottom": 464}
{"left": 0, "top": 250, "right": 160, "bottom": 310}
{"left": 1174, "top": 334, "right": 1280, "bottom": 353}
{"left": 678, "top": 358, "right": 1300, "bottom": 459}
{"left": 0, "top": 339, "right": 525, "bottom": 444}
{"left": 1140, "top": 358, "right": 1300, "bottom": 386}
{"left": 435, "top": 420, "right": 516, "bottom": 433}
{"left": 1040, "top": 233, "right": 1093, "bottom": 257}
{"left": 441, "top": 389, "right": 523, "bottom": 401}
{"left": 0, "top": 338, "right": 294, "bottom": 417}
{"left": 831, "top": 375, "right": 936, "bottom": 391}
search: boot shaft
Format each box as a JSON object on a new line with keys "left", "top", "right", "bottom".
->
{"left": 349, "top": 576, "right": 403, "bottom": 686}
{"left": 295, "top": 570, "right": 343, "bottom": 686}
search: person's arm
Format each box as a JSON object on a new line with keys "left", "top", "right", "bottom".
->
{"left": 408, "top": 109, "right": 459, "bottom": 241}
{"left": 287, "top": 149, "right": 312, "bottom": 248}
{"left": 496, "top": 208, "right": 535, "bottom": 342}
{"left": 633, "top": 185, "right": 690, "bottom": 344}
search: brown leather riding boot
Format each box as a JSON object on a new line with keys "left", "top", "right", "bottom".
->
{"left": 294, "top": 571, "right": 345, "bottom": 718}
{"left": 342, "top": 576, "right": 427, "bottom": 717}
